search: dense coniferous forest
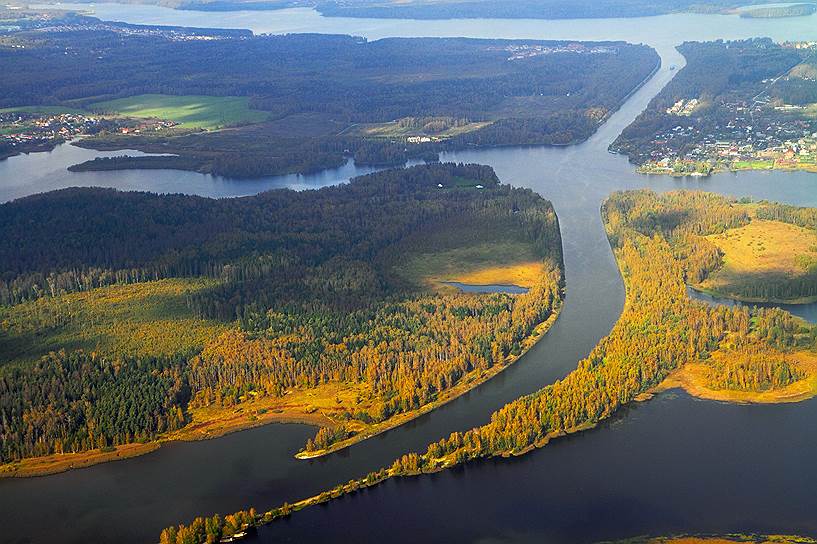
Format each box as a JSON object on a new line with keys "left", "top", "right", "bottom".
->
{"left": 0, "top": 163, "right": 564, "bottom": 464}
{"left": 166, "top": 190, "right": 817, "bottom": 543}
{"left": 0, "top": 23, "right": 659, "bottom": 177}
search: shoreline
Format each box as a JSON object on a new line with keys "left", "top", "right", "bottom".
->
{"left": 650, "top": 356, "right": 817, "bottom": 405}
{"left": 637, "top": 162, "right": 817, "bottom": 179}
{"left": 688, "top": 284, "right": 817, "bottom": 306}
{"left": 0, "top": 409, "right": 332, "bottom": 479}
{"left": 0, "top": 297, "right": 564, "bottom": 477}
{"left": 295, "top": 301, "right": 563, "bottom": 459}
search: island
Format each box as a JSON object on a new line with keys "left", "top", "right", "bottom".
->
{"left": 0, "top": 163, "right": 564, "bottom": 477}
{"left": 0, "top": 12, "right": 659, "bottom": 178}
{"left": 612, "top": 39, "right": 817, "bottom": 176}
{"left": 164, "top": 190, "right": 817, "bottom": 544}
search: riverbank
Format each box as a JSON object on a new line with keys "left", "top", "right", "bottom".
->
{"left": 603, "top": 534, "right": 817, "bottom": 544}
{"left": 653, "top": 351, "right": 817, "bottom": 404}
{"left": 0, "top": 386, "right": 340, "bottom": 478}
{"left": 295, "top": 303, "right": 563, "bottom": 459}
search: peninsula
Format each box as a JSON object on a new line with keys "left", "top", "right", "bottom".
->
{"left": 0, "top": 163, "right": 564, "bottom": 477}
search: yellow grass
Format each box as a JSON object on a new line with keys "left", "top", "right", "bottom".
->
{"left": 0, "top": 442, "right": 161, "bottom": 478}
{"left": 396, "top": 230, "right": 545, "bottom": 292}
{"left": 447, "top": 261, "right": 545, "bottom": 288}
{"left": 656, "top": 350, "right": 817, "bottom": 404}
{"left": 0, "top": 381, "right": 364, "bottom": 478}
{"left": 697, "top": 219, "right": 817, "bottom": 302}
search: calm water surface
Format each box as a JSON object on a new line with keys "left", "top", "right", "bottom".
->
{"left": 689, "top": 287, "right": 817, "bottom": 323}
{"left": 1, "top": 8, "right": 817, "bottom": 544}
{"left": 443, "top": 282, "right": 530, "bottom": 294}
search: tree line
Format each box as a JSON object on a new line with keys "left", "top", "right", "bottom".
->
{"left": 1, "top": 25, "right": 658, "bottom": 177}
{"left": 165, "top": 190, "right": 817, "bottom": 543}
{"left": 0, "top": 163, "right": 564, "bottom": 463}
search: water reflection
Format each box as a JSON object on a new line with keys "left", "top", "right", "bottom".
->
{"left": 688, "top": 286, "right": 817, "bottom": 323}
{"left": 442, "top": 281, "right": 529, "bottom": 294}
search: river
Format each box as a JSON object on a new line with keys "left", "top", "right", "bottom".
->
{"left": 1, "top": 7, "right": 817, "bottom": 544}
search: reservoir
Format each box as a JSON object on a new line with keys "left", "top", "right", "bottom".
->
{"left": 1, "top": 7, "right": 817, "bottom": 544}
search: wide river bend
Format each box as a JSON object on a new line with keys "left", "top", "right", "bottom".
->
{"left": 1, "top": 7, "right": 817, "bottom": 544}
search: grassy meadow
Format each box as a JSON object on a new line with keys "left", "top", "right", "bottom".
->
{"left": 352, "top": 119, "right": 491, "bottom": 139}
{"left": 697, "top": 219, "right": 817, "bottom": 302}
{"left": 394, "top": 218, "right": 546, "bottom": 291}
{"left": 0, "top": 278, "right": 227, "bottom": 366}
{"left": 89, "top": 94, "right": 269, "bottom": 129}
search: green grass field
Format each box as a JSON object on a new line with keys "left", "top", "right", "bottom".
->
{"left": 351, "top": 118, "right": 491, "bottom": 139}
{"left": 394, "top": 217, "right": 545, "bottom": 291}
{"left": 88, "top": 94, "right": 269, "bottom": 129}
{"left": 731, "top": 160, "right": 775, "bottom": 170}
{"left": 0, "top": 278, "right": 228, "bottom": 367}
{"left": 0, "top": 105, "right": 87, "bottom": 115}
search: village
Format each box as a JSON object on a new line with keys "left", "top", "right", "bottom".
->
{"left": 635, "top": 96, "right": 817, "bottom": 176}
{"left": 0, "top": 111, "right": 174, "bottom": 160}
{"left": 637, "top": 131, "right": 817, "bottom": 176}
{"left": 634, "top": 92, "right": 817, "bottom": 176}
{"left": 621, "top": 39, "right": 817, "bottom": 176}
{"left": 503, "top": 43, "right": 617, "bottom": 61}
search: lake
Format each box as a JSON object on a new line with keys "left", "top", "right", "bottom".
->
{"left": 1, "top": 7, "right": 817, "bottom": 544}
{"left": 442, "top": 282, "right": 530, "bottom": 294}
{"left": 688, "top": 287, "right": 817, "bottom": 323}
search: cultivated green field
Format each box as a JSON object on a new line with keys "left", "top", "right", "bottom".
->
{"left": 89, "top": 94, "right": 269, "bottom": 129}
{"left": 0, "top": 105, "right": 87, "bottom": 115}
{"left": 732, "top": 160, "right": 775, "bottom": 170}
{"left": 351, "top": 118, "right": 491, "bottom": 139}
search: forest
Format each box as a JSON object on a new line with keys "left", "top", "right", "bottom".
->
{"left": 0, "top": 20, "right": 659, "bottom": 177}
{"left": 0, "top": 163, "right": 564, "bottom": 465}
{"left": 162, "top": 190, "right": 817, "bottom": 544}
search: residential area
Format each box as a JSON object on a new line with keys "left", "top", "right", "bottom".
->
{"left": 0, "top": 111, "right": 171, "bottom": 160}
{"left": 619, "top": 40, "right": 817, "bottom": 176}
